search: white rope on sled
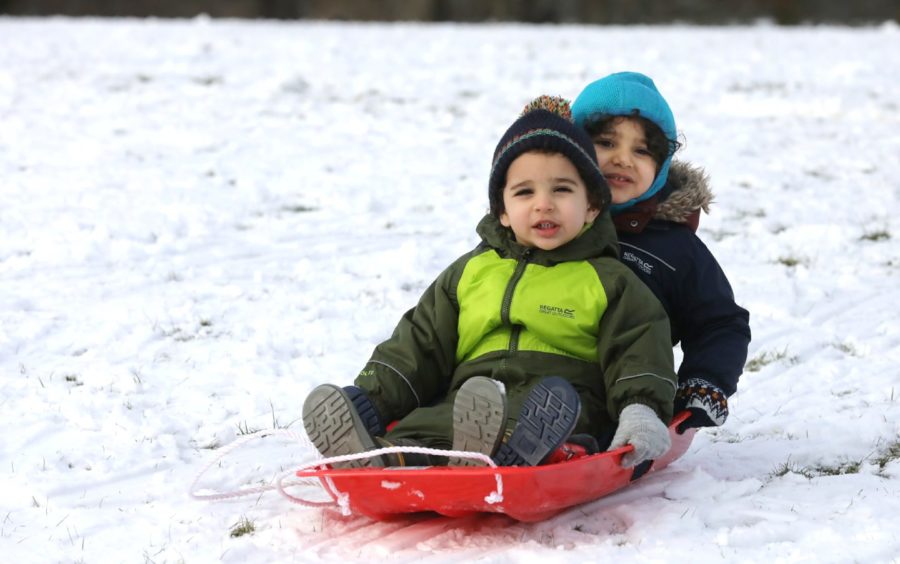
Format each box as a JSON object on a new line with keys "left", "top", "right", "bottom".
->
{"left": 188, "top": 429, "right": 505, "bottom": 516}
{"left": 187, "top": 428, "right": 315, "bottom": 502}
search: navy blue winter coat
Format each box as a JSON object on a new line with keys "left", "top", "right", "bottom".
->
{"left": 612, "top": 162, "right": 751, "bottom": 397}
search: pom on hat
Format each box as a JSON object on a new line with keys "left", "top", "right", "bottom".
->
{"left": 520, "top": 95, "right": 573, "bottom": 121}
{"left": 488, "top": 96, "right": 610, "bottom": 218}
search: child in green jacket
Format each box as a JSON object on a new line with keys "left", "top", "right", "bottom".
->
{"left": 303, "top": 96, "right": 677, "bottom": 468}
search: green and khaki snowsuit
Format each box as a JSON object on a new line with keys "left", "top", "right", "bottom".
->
{"left": 357, "top": 213, "right": 676, "bottom": 449}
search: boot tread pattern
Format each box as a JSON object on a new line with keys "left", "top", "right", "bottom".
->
{"left": 449, "top": 377, "right": 508, "bottom": 466}
{"left": 302, "top": 385, "right": 383, "bottom": 468}
{"left": 496, "top": 376, "right": 581, "bottom": 466}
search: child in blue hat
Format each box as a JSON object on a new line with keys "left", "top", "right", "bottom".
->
{"left": 572, "top": 72, "right": 751, "bottom": 435}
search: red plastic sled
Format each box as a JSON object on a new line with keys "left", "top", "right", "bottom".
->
{"left": 296, "top": 412, "right": 696, "bottom": 522}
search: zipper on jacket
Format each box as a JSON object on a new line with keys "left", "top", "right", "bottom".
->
{"left": 501, "top": 249, "right": 532, "bottom": 352}
{"left": 508, "top": 325, "right": 522, "bottom": 353}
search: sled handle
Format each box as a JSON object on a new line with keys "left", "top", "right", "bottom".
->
{"left": 626, "top": 411, "right": 691, "bottom": 481}
{"left": 629, "top": 458, "right": 653, "bottom": 481}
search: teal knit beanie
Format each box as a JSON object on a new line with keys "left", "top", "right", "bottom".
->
{"left": 571, "top": 72, "right": 676, "bottom": 213}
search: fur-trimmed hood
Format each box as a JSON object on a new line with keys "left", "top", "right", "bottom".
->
{"left": 613, "top": 161, "right": 714, "bottom": 233}
{"left": 656, "top": 161, "right": 714, "bottom": 223}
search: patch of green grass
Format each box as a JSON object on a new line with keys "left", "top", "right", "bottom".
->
{"left": 733, "top": 208, "right": 766, "bottom": 220}
{"left": 707, "top": 229, "right": 739, "bottom": 242}
{"left": 771, "top": 458, "right": 863, "bottom": 479}
{"left": 745, "top": 348, "right": 797, "bottom": 372}
{"left": 860, "top": 229, "right": 890, "bottom": 242}
{"left": 771, "top": 460, "right": 800, "bottom": 478}
{"left": 64, "top": 374, "right": 83, "bottom": 387}
{"left": 229, "top": 516, "right": 256, "bottom": 538}
{"left": 831, "top": 341, "right": 859, "bottom": 356}
{"left": 810, "top": 460, "right": 862, "bottom": 477}
{"left": 236, "top": 421, "right": 261, "bottom": 436}
{"left": 773, "top": 442, "right": 900, "bottom": 480}
{"left": 775, "top": 255, "right": 807, "bottom": 268}
{"left": 804, "top": 169, "right": 835, "bottom": 181}
{"left": 871, "top": 440, "right": 900, "bottom": 470}
{"left": 282, "top": 204, "right": 318, "bottom": 213}
{"left": 192, "top": 75, "right": 223, "bottom": 86}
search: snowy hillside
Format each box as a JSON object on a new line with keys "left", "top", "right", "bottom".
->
{"left": 1, "top": 17, "right": 899, "bottom": 563}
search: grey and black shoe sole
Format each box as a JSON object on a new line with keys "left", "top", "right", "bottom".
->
{"left": 494, "top": 376, "right": 581, "bottom": 466}
{"left": 449, "top": 376, "right": 508, "bottom": 466}
{"left": 302, "top": 384, "right": 386, "bottom": 469}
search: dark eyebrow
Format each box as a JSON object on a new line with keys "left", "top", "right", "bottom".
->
{"left": 595, "top": 130, "right": 648, "bottom": 144}
{"left": 506, "top": 180, "right": 533, "bottom": 191}
{"left": 551, "top": 177, "right": 579, "bottom": 185}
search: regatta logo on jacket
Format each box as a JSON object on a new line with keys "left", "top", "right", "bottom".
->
{"left": 539, "top": 304, "right": 575, "bottom": 319}
{"left": 456, "top": 250, "right": 606, "bottom": 364}
{"left": 622, "top": 251, "right": 654, "bottom": 275}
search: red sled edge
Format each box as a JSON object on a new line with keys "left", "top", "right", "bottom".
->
{"left": 297, "top": 411, "right": 696, "bottom": 522}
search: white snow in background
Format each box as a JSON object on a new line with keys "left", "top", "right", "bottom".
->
{"left": 1, "top": 16, "right": 899, "bottom": 563}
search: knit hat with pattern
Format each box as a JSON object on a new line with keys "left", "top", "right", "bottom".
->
{"left": 489, "top": 96, "right": 610, "bottom": 217}
{"left": 571, "top": 72, "right": 677, "bottom": 213}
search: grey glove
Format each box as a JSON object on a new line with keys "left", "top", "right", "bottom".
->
{"left": 608, "top": 403, "right": 671, "bottom": 468}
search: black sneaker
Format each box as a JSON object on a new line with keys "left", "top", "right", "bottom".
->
{"left": 493, "top": 376, "right": 581, "bottom": 466}
{"left": 449, "top": 376, "right": 508, "bottom": 466}
{"left": 302, "top": 384, "right": 387, "bottom": 468}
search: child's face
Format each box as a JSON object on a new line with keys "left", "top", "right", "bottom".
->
{"left": 591, "top": 117, "right": 658, "bottom": 205}
{"left": 499, "top": 151, "right": 600, "bottom": 251}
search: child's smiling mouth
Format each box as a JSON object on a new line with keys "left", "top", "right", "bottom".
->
{"left": 604, "top": 173, "right": 634, "bottom": 186}
{"left": 533, "top": 220, "right": 560, "bottom": 236}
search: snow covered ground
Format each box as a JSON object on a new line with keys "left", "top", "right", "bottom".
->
{"left": 1, "top": 16, "right": 899, "bottom": 563}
